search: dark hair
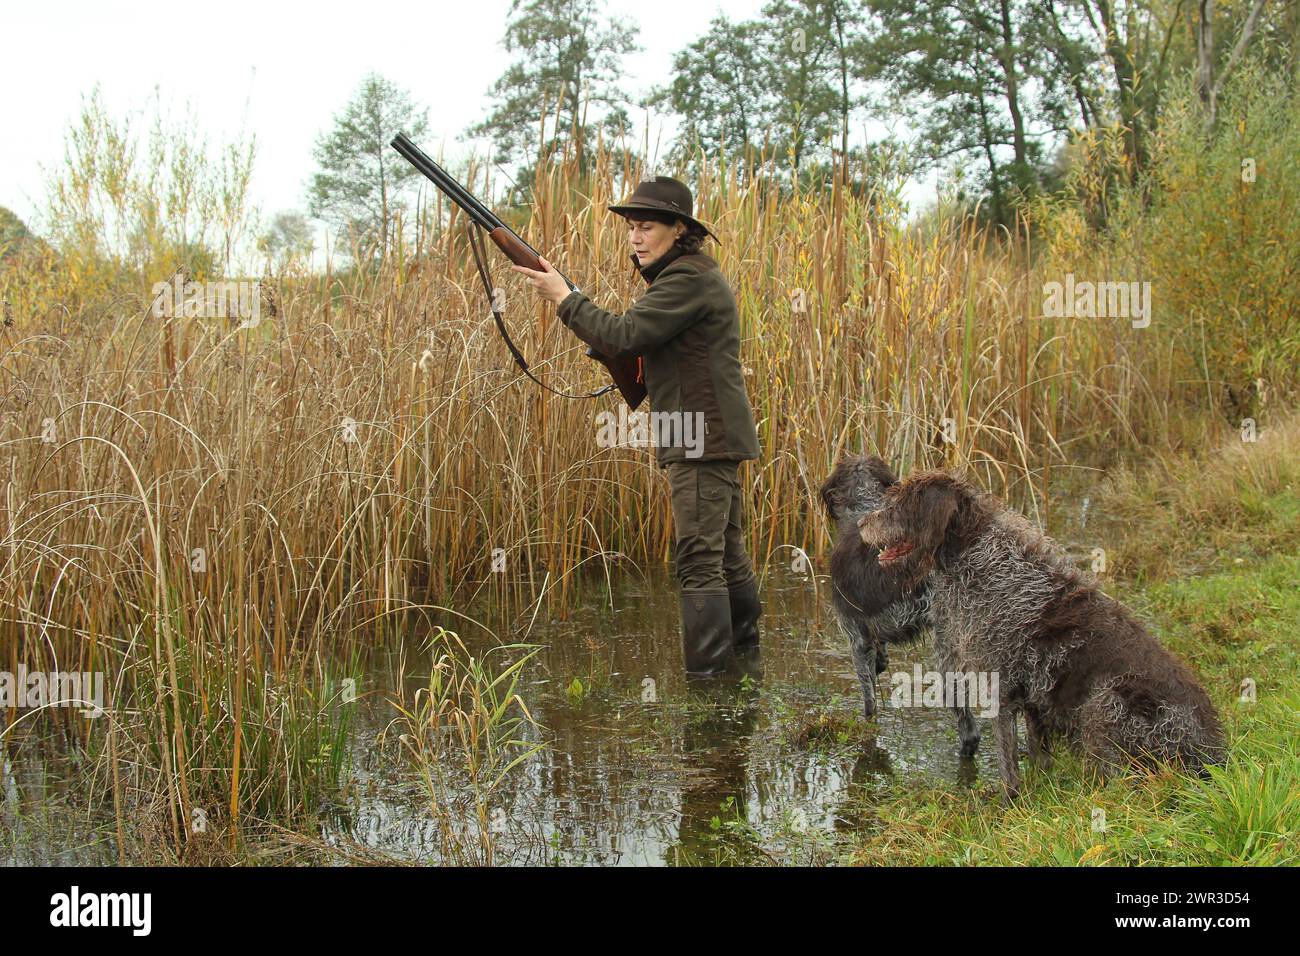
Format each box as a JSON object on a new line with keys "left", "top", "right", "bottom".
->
{"left": 623, "top": 210, "right": 709, "bottom": 254}
{"left": 675, "top": 222, "right": 708, "bottom": 255}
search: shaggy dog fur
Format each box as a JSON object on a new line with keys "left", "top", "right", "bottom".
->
{"left": 858, "top": 470, "right": 1226, "bottom": 799}
{"left": 820, "top": 456, "right": 980, "bottom": 756}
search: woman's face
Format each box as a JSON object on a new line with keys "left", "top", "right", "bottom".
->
{"left": 626, "top": 217, "right": 686, "bottom": 266}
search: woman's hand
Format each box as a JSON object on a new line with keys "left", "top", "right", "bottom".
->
{"left": 511, "top": 256, "right": 571, "bottom": 306}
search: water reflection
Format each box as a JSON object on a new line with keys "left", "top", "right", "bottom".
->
{"left": 332, "top": 567, "right": 1000, "bottom": 865}
{"left": 5, "top": 566, "right": 1004, "bottom": 866}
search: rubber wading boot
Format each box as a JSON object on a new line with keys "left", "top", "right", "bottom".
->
{"left": 679, "top": 588, "right": 734, "bottom": 678}
{"left": 727, "top": 577, "right": 762, "bottom": 656}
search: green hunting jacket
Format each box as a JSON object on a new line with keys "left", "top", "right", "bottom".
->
{"left": 557, "top": 247, "right": 762, "bottom": 467}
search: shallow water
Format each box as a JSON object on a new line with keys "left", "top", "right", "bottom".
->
{"left": 323, "top": 566, "right": 1003, "bottom": 866}
{"left": 2, "top": 735, "right": 114, "bottom": 866}
{"left": 3, "top": 486, "right": 1107, "bottom": 866}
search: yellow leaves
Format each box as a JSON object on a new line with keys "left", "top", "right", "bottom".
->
{"left": 1078, "top": 843, "right": 1110, "bottom": 866}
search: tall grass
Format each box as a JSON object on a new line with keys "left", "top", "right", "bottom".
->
{"left": 382, "top": 628, "right": 541, "bottom": 865}
{"left": 1, "top": 66, "right": 1296, "bottom": 852}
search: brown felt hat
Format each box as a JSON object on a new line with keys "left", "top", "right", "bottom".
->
{"left": 609, "top": 176, "right": 719, "bottom": 243}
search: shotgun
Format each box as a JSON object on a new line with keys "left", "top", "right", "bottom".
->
{"left": 390, "top": 132, "right": 646, "bottom": 410}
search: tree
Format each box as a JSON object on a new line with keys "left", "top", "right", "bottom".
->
{"left": 650, "top": 2, "right": 870, "bottom": 177}
{"left": 42, "top": 87, "right": 254, "bottom": 282}
{"left": 0, "top": 206, "right": 32, "bottom": 254}
{"left": 467, "top": 0, "right": 639, "bottom": 172}
{"left": 1044, "top": 0, "right": 1284, "bottom": 180}
{"left": 257, "top": 210, "right": 316, "bottom": 270}
{"left": 825, "top": 0, "right": 872, "bottom": 166}
{"left": 646, "top": 15, "right": 774, "bottom": 173}
{"left": 0, "top": 205, "right": 50, "bottom": 270}
{"left": 309, "top": 73, "right": 429, "bottom": 253}
{"left": 760, "top": 0, "right": 850, "bottom": 171}
{"left": 858, "top": 0, "right": 1096, "bottom": 222}
{"left": 1196, "top": 0, "right": 1273, "bottom": 128}
{"left": 1032, "top": 0, "right": 1106, "bottom": 134}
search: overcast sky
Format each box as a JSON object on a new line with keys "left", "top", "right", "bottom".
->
{"left": 1, "top": 0, "right": 931, "bottom": 238}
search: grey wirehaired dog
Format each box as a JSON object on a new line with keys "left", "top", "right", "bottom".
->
{"left": 858, "top": 470, "right": 1226, "bottom": 800}
{"left": 819, "top": 455, "right": 980, "bottom": 756}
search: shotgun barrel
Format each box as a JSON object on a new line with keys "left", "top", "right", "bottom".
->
{"left": 389, "top": 132, "right": 646, "bottom": 410}
{"left": 392, "top": 134, "right": 497, "bottom": 227}
{"left": 390, "top": 132, "right": 577, "bottom": 291}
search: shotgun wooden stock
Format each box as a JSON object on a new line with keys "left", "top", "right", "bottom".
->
{"left": 487, "top": 227, "right": 646, "bottom": 410}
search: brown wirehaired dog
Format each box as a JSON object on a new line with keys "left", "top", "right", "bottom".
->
{"left": 858, "top": 470, "right": 1225, "bottom": 799}
{"left": 819, "top": 455, "right": 979, "bottom": 756}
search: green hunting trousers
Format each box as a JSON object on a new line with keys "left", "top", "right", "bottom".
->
{"left": 665, "top": 460, "right": 757, "bottom": 592}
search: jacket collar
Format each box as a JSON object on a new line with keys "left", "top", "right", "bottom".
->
{"left": 630, "top": 244, "right": 686, "bottom": 284}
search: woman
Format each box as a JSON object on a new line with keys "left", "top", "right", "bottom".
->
{"left": 513, "top": 175, "right": 762, "bottom": 678}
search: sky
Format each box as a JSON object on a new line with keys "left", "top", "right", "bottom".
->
{"left": 0, "top": 0, "right": 933, "bottom": 242}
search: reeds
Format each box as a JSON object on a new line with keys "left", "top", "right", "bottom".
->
{"left": 1, "top": 68, "right": 1296, "bottom": 854}
{"left": 382, "top": 628, "right": 541, "bottom": 865}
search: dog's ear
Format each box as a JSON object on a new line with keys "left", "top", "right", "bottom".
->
{"left": 864, "top": 456, "right": 898, "bottom": 488}
{"left": 887, "top": 473, "right": 962, "bottom": 557}
{"left": 911, "top": 480, "right": 960, "bottom": 554}
{"left": 818, "top": 465, "right": 841, "bottom": 518}
{"left": 928, "top": 475, "right": 989, "bottom": 568}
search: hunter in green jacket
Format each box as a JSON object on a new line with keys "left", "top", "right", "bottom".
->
{"left": 557, "top": 246, "right": 760, "bottom": 467}
{"left": 513, "top": 175, "right": 763, "bottom": 679}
